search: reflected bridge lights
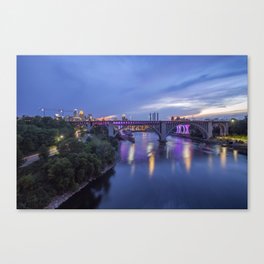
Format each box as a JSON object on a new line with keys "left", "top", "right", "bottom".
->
{"left": 183, "top": 142, "right": 192, "bottom": 173}
{"left": 233, "top": 149, "right": 238, "bottom": 162}
{"left": 128, "top": 144, "right": 135, "bottom": 165}
{"left": 220, "top": 147, "right": 227, "bottom": 168}
{"left": 146, "top": 142, "right": 155, "bottom": 177}
{"left": 149, "top": 152, "right": 155, "bottom": 177}
{"left": 127, "top": 144, "right": 136, "bottom": 176}
{"left": 176, "top": 124, "right": 190, "bottom": 134}
{"left": 146, "top": 143, "right": 154, "bottom": 156}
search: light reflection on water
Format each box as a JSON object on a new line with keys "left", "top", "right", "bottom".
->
{"left": 60, "top": 132, "right": 247, "bottom": 209}
{"left": 233, "top": 149, "right": 238, "bottom": 162}
{"left": 208, "top": 154, "right": 213, "bottom": 169}
{"left": 220, "top": 147, "right": 227, "bottom": 168}
{"left": 183, "top": 142, "right": 192, "bottom": 173}
{"left": 128, "top": 143, "right": 135, "bottom": 165}
{"left": 148, "top": 153, "right": 155, "bottom": 177}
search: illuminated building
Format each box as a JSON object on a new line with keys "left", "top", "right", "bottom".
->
{"left": 79, "top": 110, "right": 84, "bottom": 119}
{"left": 149, "top": 112, "right": 159, "bottom": 121}
{"left": 88, "top": 114, "right": 93, "bottom": 121}
{"left": 122, "top": 114, "right": 127, "bottom": 121}
{"left": 54, "top": 113, "right": 62, "bottom": 120}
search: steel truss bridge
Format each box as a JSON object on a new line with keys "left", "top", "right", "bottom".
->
{"left": 69, "top": 120, "right": 229, "bottom": 142}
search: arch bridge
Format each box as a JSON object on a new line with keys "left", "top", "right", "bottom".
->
{"left": 69, "top": 120, "right": 229, "bottom": 142}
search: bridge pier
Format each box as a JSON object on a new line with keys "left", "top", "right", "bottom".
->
{"left": 107, "top": 124, "right": 115, "bottom": 137}
{"left": 159, "top": 122, "right": 167, "bottom": 143}
{"left": 224, "top": 123, "right": 229, "bottom": 136}
{"left": 207, "top": 122, "right": 213, "bottom": 139}
{"left": 219, "top": 126, "right": 224, "bottom": 136}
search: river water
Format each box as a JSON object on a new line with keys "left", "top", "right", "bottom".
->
{"left": 59, "top": 132, "right": 247, "bottom": 209}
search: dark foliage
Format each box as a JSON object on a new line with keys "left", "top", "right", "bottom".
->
{"left": 17, "top": 123, "right": 116, "bottom": 209}
{"left": 229, "top": 117, "right": 247, "bottom": 135}
{"left": 38, "top": 145, "right": 49, "bottom": 160}
{"left": 17, "top": 116, "right": 74, "bottom": 156}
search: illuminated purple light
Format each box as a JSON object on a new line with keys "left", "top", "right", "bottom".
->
{"left": 176, "top": 124, "right": 190, "bottom": 134}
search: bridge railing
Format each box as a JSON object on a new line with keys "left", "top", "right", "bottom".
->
{"left": 68, "top": 120, "right": 229, "bottom": 125}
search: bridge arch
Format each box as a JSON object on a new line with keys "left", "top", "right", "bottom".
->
{"left": 189, "top": 123, "right": 209, "bottom": 139}
{"left": 113, "top": 124, "right": 161, "bottom": 138}
{"left": 212, "top": 123, "right": 227, "bottom": 136}
{"left": 165, "top": 123, "right": 209, "bottom": 139}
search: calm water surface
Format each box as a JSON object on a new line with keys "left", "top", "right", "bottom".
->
{"left": 59, "top": 132, "right": 247, "bottom": 209}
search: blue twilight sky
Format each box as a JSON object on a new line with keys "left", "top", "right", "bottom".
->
{"left": 17, "top": 55, "right": 248, "bottom": 120}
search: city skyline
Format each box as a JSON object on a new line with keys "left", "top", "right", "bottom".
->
{"left": 17, "top": 55, "right": 247, "bottom": 120}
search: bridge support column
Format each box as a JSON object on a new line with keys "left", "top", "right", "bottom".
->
{"left": 219, "top": 126, "right": 224, "bottom": 136}
{"left": 159, "top": 122, "right": 167, "bottom": 143}
{"left": 207, "top": 122, "right": 213, "bottom": 139}
{"left": 108, "top": 124, "right": 114, "bottom": 137}
{"left": 224, "top": 123, "right": 229, "bottom": 136}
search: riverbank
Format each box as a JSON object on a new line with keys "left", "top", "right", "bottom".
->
{"left": 171, "top": 134, "right": 248, "bottom": 155}
{"left": 45, "top": 163, "right": 115, "bottom": 209}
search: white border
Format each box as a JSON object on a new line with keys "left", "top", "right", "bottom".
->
{"left": 1, "top": 1, "right": 263, "bottom": 263}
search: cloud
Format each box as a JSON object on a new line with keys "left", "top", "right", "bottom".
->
{"left": 141, "top": 98, "right": 194, "bottom": 110}
{"left": 17, "top": 55, "right": 248, "bottom": 119}
{"left": 163, "top": 70, "right": 247, "bottom": 93}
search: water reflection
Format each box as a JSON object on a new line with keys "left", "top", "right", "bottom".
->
{"left": 220, "top": 147, "right": 227, "bottom": 168}
{"left": 233, "top": 149, "right": 238, "bottom": 162}
{"left": 183, "top": 142, "right": 192, "bottom": 173}
{"left": 149, "top": 152, "right": 155, "bottom": 177}
{"left": 120, "top": 141, "right": 129, "bottom": 162}
{"left": 60, "top": 132, "right": 247, "bottom": 209}
{"left": 208, "top": 154, "right": 213, "bottom": 169}
{"left": 171, "top": 160, "right": 176, "bottom": 173}
{"left": 215, "top": 145, "right": 221, "bottom": 155}
{"left": 128, "top": 143, "right": 135, "bottom": 164}
{"left": 131, "top": 163, "right": 135, "bottom": 176}
{"left": 166, "top": 144, "right": 170, "bottom": 159}
{"left": 146, "top": 142, "right": 154, "bottom": 156}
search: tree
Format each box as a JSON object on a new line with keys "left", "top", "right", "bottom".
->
{"left": 17, "top": 147, "right": 24, "bottom": 167}
{"left": 229, "top": 118, "right": 247, "bottom": 135}
{"left": 47, "top": 157, "right": 75, "bottom": 193}
{"left": 17, "top": 174, "right": 35, "bottom": 192}
{"left": 17, "top": 116, "right": 74, "bottom": 155}
{"left": 58, "top": 138, "right": 85, "bottom": 157}
{"left": 38, "top": 144, "right": 49, "bottom": 160}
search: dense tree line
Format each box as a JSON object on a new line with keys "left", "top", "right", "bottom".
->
{"left": 17, "top": 116, "right": 74, "bottom": 164}
{"left": 17, "top": 119, "right": 118, "bottom": 209}
{"left": 229, "top": 117, "right": 247, "bottom": 135}
{"left": 17, "top": 137, "right": 116, "bottom": 209}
